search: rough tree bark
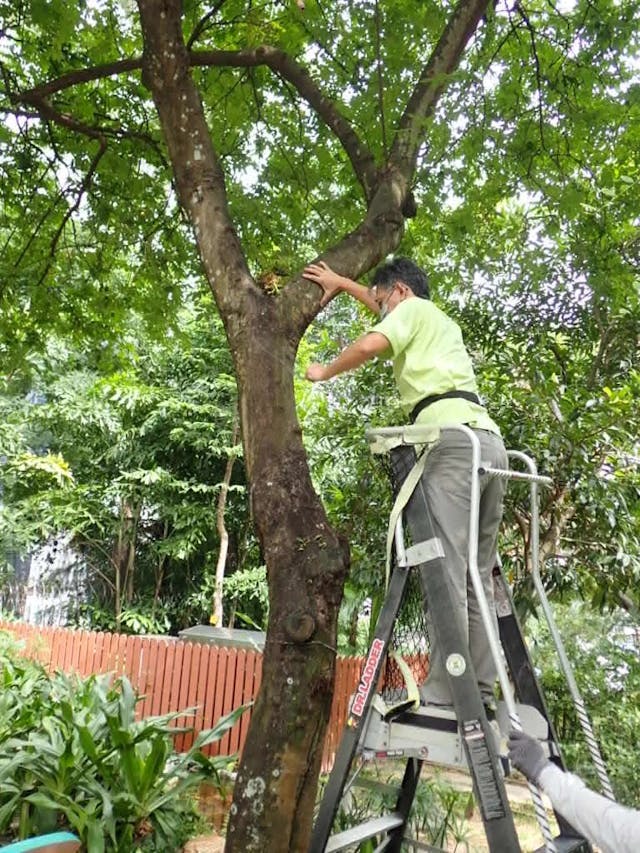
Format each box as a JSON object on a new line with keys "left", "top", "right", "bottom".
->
{"left": 111, "top": 498, "right": 139, "bottom": 629}
{"left": 136, "top": 10, "right": 351, "bottom": 849}
{"left": 134, "top": 1, "right": 490, "bottom": 850}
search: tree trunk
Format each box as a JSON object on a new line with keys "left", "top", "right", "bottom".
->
{"left": 227, "top": 318, "right": 351, "bottom": 851}
{"left": 123, "top": 501, "right": 139, "bottom": 606}
{"left": 111, "top": 499, "right": 138, "bottom": 626}
{"left": 151, "top": 520, "right": 169, "bottom": 619}
{"left": 112, "top": 502, "right": 126, "bottom": 630}
{"left": 137, "top": 6, "right": 351, "bottom": 849}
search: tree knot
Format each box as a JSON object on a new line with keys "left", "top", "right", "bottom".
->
{"left": 284, "top": 610, "right": 316, "bottom": 643}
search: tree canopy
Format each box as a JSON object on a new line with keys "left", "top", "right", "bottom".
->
{"left": 1, "top": 0, "right": 639, "bottom": 849}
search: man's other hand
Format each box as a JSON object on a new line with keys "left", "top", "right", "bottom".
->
{"left": 508, "top": 729, "right": 549, "bottom": 784}
{"left": 305, "top": 363, "right": 328, "bottom": 382}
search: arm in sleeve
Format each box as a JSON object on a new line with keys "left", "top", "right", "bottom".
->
{"left": 539, "top": 764, "right": 640, "bottom": 853}
{"left": 305, "top": 332, "right": 390, "bottom": 382}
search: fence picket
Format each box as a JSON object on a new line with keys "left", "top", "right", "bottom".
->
{"left": 167, "top": 642, "right": 185, "bottom": 748}
{"left": 76, "top": 630, "right": 90, "bottom": 676}
{"left": 62, "top": 628, "right": 76, "bottom": 671}
{"left": 50, "top": 628, "right": 66, "bottom": 673}
{"left": 149, "top": 639, "right": 169, "bottom": 717}
{"left": 237, "top": 652, "right": 258, "bottom": 748}
{"left": 159, "top": 640, "right": 178, "bottom": 718}
{"left": 137, "top": 638, "right": 154, "bottom": 720}
{"left": 201, "top": 645, "right": 221, "bottom": 757}
{"left": 211, "top": 648, "right": 231, "bottom": 757}
{"left": 221, "top": 649, "right": 240, "bottom": 756}
{"left": 181, "top": 642, "right": 203, "bottom": 752}
{"left": 174, "top": 641, "right": 193, "bottom": 752}
{"left": 92, "top": 631, "right": 107, "bottom": 675}
{"left": 69, "top": 628, "right": 82, "bottom": 673}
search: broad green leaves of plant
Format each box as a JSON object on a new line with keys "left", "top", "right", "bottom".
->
{"left": 0, "top": 632, "right": 247, "bottom": 850}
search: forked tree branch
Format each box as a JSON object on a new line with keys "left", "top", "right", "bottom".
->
{"left": 14, "top": 59, "right": 142, "bottom": 100}
{"left": 186, "top": 0, "right": 230, "bottom": 50}
{"left": 12, "top": 0, "right": 493, "bottom": 201}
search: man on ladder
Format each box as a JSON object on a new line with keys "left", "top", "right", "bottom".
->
{"left": 304, "top": 255, "right": 507, "bottom": 710}
{"left": 304, "top": 257, "right": 592, "bottom": 852}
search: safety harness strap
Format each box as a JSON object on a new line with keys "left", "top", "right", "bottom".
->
{"left": 410, "top": 390, "right": 481, "bottom": 423}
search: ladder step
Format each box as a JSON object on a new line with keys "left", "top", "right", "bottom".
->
{"left": 533, "top": 836, "right": 591, "bottom": 853}
{"left": 325, "top": 813, "right": 404, "bottom": 852}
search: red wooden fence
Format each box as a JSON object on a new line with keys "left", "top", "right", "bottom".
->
{"left": 0, "top": 621, "right": 369, "bottom": 773}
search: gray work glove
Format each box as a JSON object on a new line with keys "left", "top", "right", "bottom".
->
{"left": 508, "top": 729, "right": 549, "bottom": 784}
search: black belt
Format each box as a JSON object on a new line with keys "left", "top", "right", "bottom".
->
{"left": 410, "top": 390, "right": 482, "bottom": 424}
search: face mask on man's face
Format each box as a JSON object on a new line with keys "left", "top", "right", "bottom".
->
{"left": 378, "top": 286, "right": 395, "bottom": 320}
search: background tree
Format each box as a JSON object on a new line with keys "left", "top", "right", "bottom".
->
{"left": 0, "top": 293, "right": 248, "bottom": 633}
{"left": 1, "top": 0, "right": 638, "bottom": 850}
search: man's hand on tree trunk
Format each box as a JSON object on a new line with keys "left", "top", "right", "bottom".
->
{"left": 303, "top": 261, "right": 345, "bottom": 306}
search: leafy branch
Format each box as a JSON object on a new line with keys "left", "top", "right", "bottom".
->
{"left": 36, "top": 138, "right": 107, "bottom": 287}
{"left": 186, "top": 0, "right": 231, "bottom": 50}
{"left": 190, "top": 45, "right": 379, "bottom": 199}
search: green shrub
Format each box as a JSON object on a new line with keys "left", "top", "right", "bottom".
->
{"left": 222, "top": 565, "right": 269, "bottom": 629}
{"left": 528, "top": 601, "right": 640, "bottom": 807}
{"left": 0, "top": 632, "right": 245, "bottom": 851}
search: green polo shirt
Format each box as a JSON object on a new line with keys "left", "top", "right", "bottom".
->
{"left": 371, "top": 297, "right": 501, "bottom": 435}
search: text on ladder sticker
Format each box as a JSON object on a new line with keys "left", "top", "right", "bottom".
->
{"left": 350, "top": 638, "right": 385, "bottom": 717}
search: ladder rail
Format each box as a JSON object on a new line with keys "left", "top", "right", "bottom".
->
{"left": 508, "top": 450, "right": 615, "bottom": 801}
{"left": 454, "top": 425, "right": 557, "bottom": 853}
{"left": 309, "top": 538, "right": 414, "bottom": 853}
{"left": 493, "top": 561, "right": 586, "bottom": 843}
{"left": 400, "top": 446, "right": 523, "bottom": 852}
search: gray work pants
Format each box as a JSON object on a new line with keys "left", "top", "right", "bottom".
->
{"left": 418, "top": 427, "right": 508, "bottom": 706}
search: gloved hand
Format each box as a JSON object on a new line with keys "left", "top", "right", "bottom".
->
{"left": 508, "top": 729, "right": 549, "bottom": 784}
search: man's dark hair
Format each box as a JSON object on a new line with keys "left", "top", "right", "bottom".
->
{"left": 372, "top": 257, "right": 430, "bottom": 299}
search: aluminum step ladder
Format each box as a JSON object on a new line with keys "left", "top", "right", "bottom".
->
{"left": 310, "top": 424, "right": 609, "bottom": 853}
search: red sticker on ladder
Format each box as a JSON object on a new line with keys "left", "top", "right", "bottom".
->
{"left": 351, "top": 638, "right": 385, "bottom": 717}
